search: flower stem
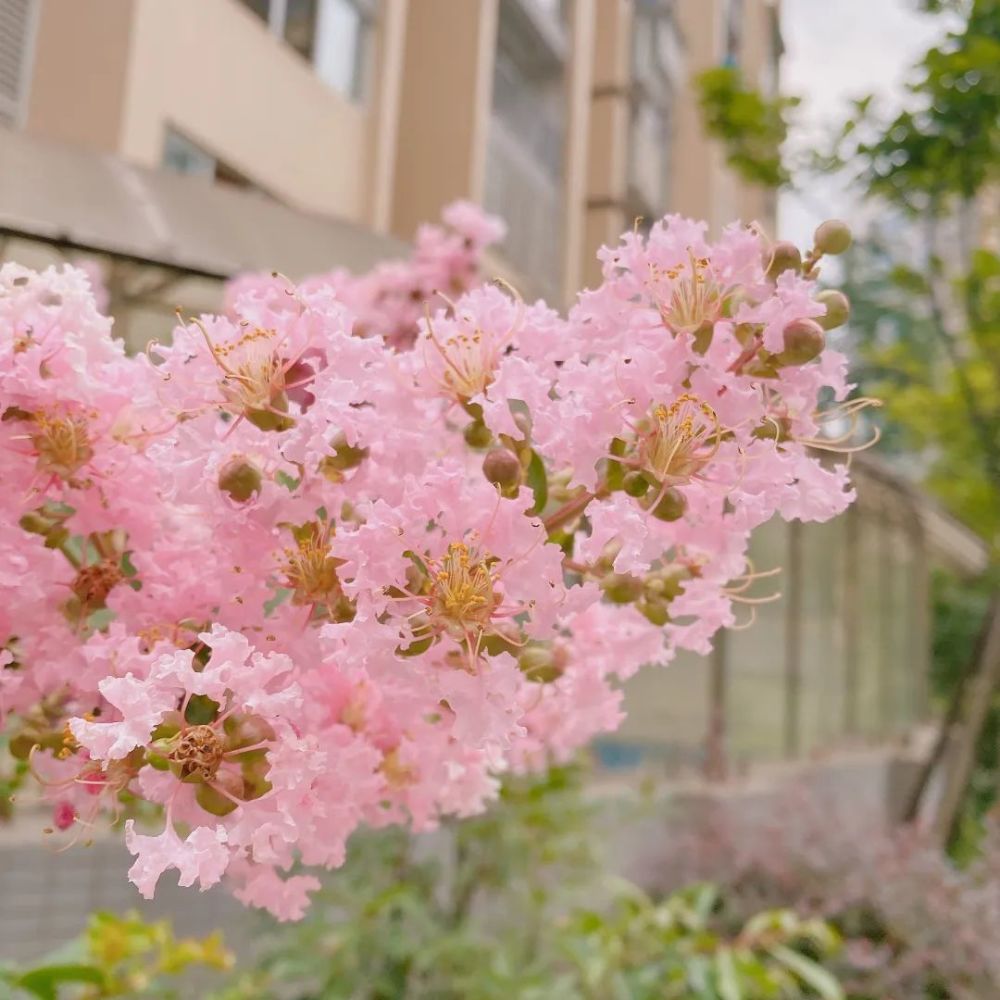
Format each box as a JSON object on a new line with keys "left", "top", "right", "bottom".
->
{"left": 543, "top": 484, "right": 608, "bottom": 534}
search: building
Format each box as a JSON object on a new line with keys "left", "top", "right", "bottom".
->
{"left": 3, "top": 0, "right": 781, "bottom": 306}
{"left": 0, "top": 0, "right": 990, "bottom": 963}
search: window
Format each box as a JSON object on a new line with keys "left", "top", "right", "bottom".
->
{"left": 236, "top": 0, "right": 270, "bottom": 23}
{"left": 236, "top": 0, "right": 372, "bottom": 102}
{"left": 161, "top": 129, "right": 254, "bottom": 191}
{"left": 627, "top": 1, "right": 680, "bottom": 214}
{"left": 162, "top": 130, "right": 216, "bottom": 179}
{"left": 721, "top": 0, "right": 744, "bottom": 68}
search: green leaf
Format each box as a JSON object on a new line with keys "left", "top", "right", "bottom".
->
{"left": 769, "top": 945, "right": 844, "bottom": 1000}
{"left": 526, "top": 450, "right": 548, "bottom": 516}
{"left": 16, "top": 963, "right": 106, "bottom": 1000}
{"left": 714, "top": 950, "right": 742, "bottom": 1000}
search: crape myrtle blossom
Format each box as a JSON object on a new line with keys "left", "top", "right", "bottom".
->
{"left": 0, "top": 207, "right": 872, "bottom": 919}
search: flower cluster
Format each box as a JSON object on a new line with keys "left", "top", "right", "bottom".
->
{"left": 0, "top": 208, "right": 867, "bottom": 919}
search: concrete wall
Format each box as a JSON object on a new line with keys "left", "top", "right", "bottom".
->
{"left": 27, "top": 0, "right": 373, "bottom": 222}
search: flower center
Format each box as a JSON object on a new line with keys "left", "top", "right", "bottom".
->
{"left": 650, "top": 251, "right": 725, "bottom": 334}
{"left": 280, "top": 525, "right": 347, "bottom": 610}
{"left": 427, "top": 541, "right": 500, "bottom": 637}
{"left": 169, "top": 724, "right": 224, "bottom": 782}
{"left": 31, "top": 412, "right": 94, "bottom": 480}
{"left": 638, "top": 394, "right": 720, "bottom": 486}
{"left": 70, "top": 560, "right": 123, "bottom": 610}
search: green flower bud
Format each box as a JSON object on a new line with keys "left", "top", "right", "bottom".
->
{"left": 766, "top": 242, "right": 802, "bottom": 281}
{"left": 195, "top": 770, "right": 243, "bottom": 817}
{"left": 601, "top": 573, "right": 645, "bottom": 604}
{"left": 622, "top": 472, "right": 651, "bottom": 498}
{"left": 246, "top": 404, "right": 295, "bottom": 433}
{"left": 482, "top": 448, "right": 522, "bottom": 491}
{"left": 145, "top": 748, "right": 171, "bottom": 771}
{"left": 813, "top": 219, "right": 852, "bottom": 256}
{"left": 223, "top": 714, "right": 276, "bottom": 752}
{"left": 648, "top": 487, "right": 688, "bottom": 522}
{"left": 517, "top": 644, "right": 565, "bottom": 684}
{"left": 9, "top": 734, "right": 37, "bottom": 760}
{"left": 463, "top": 420, "right": 493, "bottom": 449}
{"left": 777, "top": 319, "right": 825, "bottom": 366}
{"left": 638, "top": 598, "right": 670, "bottom": 627}
{"left": 816, "top": 289, "right": 850, "bottom": 330}
{"left": 218, "top": 456, "right": 262, "bottom": 503}
{"left": 318, "top": 434, "right": 369, "bottom": 483}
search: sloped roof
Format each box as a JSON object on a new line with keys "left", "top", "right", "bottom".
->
{"left": 852, "top": 454, "right": 990, "bottom": 576}
{"left": 0, "top": 127, "right": 409, "bottom": 278}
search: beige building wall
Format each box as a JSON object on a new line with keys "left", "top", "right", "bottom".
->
{"left": 672, "top": 0, "right": 779, "bottom": 236}
{"left": 581, "top": 0, "right": 633, "bottom": 288}
{"left": 389, "top": 0, "right": 499, "bottom": 239}
{"left": 21, "top": 0, "right": 782, "bottom": 298}
{"left": 26, "top": 0, "right": 377, "bottom": 224}
{"left": 25, "top": 0, "right": 134, "bottom": 153}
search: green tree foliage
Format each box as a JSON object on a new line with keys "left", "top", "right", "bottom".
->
{"left": 696, "top": 66, "right": 800, "bottom": 188}
{"left": 829, "top": 0, "right": 1000, "bottom": 839}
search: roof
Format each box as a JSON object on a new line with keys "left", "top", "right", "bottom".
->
{"left": 0, "top": 127, "right": 410, "bottom": 279}
{"left": 852, "top": 453, "right": 990, "bottom": 576}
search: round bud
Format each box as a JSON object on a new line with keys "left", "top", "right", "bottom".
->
{"left": 482, "top": 448, "right": 522, "bottom": 491}
{"left": 218, "top": 456, "right": 262, "bottom": 503}
{"left": 622, "top": 471, "right": 651, "bottom": 498}
{"left": 518, "top": 645, "right": 562, "bottom": 684}
{"left": 464, "top": 420, "right": 493, "bottom": 449}
{"left": 195, "top": 770, "right": 242, "bottom": 817}
{"left": 224, "top": 713, "right": 276, "bottom": 751}
{"left": 601, "top": 573, "right": 645, "bottom": 604}
{"left": 9, "top": 734, "right": 37, "bottom": 761}
{"left": 816, "top": 289, "right": 850, "bottom": 331}
{"left": 637, "top": 598, "right": 669, "bottom": 627}
{"left": 766, "top": 242, "right": 802, "bottom": 281}
{"left": 778, "top": 319, "right": 826, "bottom": 366}
{"left": 813, "top": 220, "right": 852, "bottom": 256}
{"left": 648, "top": 487, "right": 688, "bottom": 522}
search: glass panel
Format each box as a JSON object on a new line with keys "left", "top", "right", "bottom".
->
{"left": 628, "top": 5, "right": 678, "bottom": 214}
{"left": 486, "top": 0, "right": 566, "bottom": 301}
{"left": 726, "top": 517, "right": 788, "bottom": 763}
{"left": 799, "top": 518, "right": 846, "bottom": 753}
{"left": 161, "top": 129, "right": 216, "bottom": 179}
{"left": 721, "top": 0, "right": 744, "bottom": 67}
{"left": 285, "top": 0, "right": 367, "bottom": 101}
{"left": 236, "top": 0, "right": 270, "bottom": 24}
{"left": 889, "top": 524, "right": 917, "bottom": 732}
{"left": 314, "top": 0, "right": 366, "bottom": 99}
{"left": 611, "top": 649, "right": 709, "bottom": 776}
{"left": 856, "top": 509, "right": 884, "bottom": 738}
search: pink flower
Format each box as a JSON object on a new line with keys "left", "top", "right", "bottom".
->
{"left": 1, "top": 208, "right": 865, "bottom": 919}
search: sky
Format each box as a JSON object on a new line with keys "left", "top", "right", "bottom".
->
{"left": 779, "top": 0, "right": 956, "bottom": 245}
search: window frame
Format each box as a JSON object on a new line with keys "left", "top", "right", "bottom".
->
{"left": 236, "top": 0, "right": 375, "bottom": 103}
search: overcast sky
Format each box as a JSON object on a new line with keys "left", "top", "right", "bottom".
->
{"left": 778, "top": 0, "right": 955, "bottom": 244}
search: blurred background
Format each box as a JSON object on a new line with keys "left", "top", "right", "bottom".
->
{"left": 1, "top": 1, "right": 998, "bottom": 997}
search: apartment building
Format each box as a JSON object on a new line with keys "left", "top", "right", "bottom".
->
{"left": 2, "top": 0, "right": 782, "bottom": 303}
